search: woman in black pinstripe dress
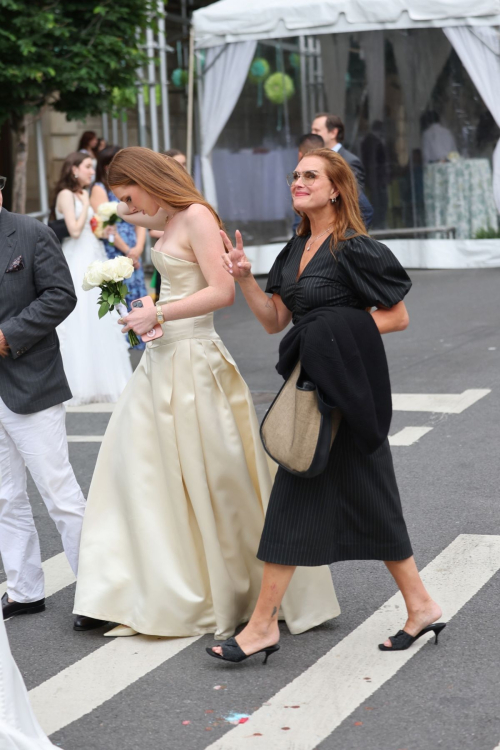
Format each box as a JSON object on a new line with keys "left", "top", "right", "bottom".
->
{"left": 207, "top": 149, "right": 444, "bottom": 663}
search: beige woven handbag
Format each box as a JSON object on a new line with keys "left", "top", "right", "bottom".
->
{"left": 260, "top": 362, "right": 342, "bottom": 477}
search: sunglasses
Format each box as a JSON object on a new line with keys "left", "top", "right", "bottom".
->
{"left": 0, "top": 176, "right": 6, "bottom": 191}
{"left": 286, "top": 170, "right": 321, "bottom": 187}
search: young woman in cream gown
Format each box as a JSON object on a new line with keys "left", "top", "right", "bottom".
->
{"left": 73, "top": 147, "right": 340, "bottom": 639}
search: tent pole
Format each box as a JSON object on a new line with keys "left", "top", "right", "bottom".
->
{"left": 147, "top": 25, "right": 159, "bottom": 152}
{"left": 158, "top": 0, "right": 171, "bottom": 152}
{"left": 35, "top": 116, "right": 49, "bottom": 222}
{"left": 299, "top": 36, "right": 308, "bottom": 132}
{"left": 136, "top": 29, "right": 148, "bottom": 148}
{"left": 186, "top": 27, "right": 195, "bottom": 173}
{"left": 279, "top": 42, "right": 291, "bottom": 147}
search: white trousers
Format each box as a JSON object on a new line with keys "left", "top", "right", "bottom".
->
{"left": 0, "top": 397, "right": 85, "bottom": 603}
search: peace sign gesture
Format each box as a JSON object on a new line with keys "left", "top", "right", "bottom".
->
{"left": 220, "top": 230, "right": 252, "bottom": 280}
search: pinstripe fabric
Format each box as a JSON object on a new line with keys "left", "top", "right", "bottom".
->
{"left": 0, "top": 209, "right": 77, "bottom": 414}
{"left": 257, "top": 234, "right": 413, "bottom": 566}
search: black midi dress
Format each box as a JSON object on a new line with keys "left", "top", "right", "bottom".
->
{"left": 257, "top": 233, "right": 414, "bottom": 567}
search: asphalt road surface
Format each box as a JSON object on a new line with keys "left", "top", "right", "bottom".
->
{"left": 2, "top": 268, "right": 500, "bottom": 750}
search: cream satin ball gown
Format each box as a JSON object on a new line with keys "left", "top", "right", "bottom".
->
{"left": 74, "top": 248, "right": 340, "bottom": 638}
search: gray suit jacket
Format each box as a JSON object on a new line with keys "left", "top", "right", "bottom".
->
{"left": 0, "top": 209, "right": 77, "bottom": 414}
{"left": 338, "top": 145, "right": 366, "bottom": 191}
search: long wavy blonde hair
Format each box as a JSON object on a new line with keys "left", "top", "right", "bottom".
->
{"left": 107, "top": 146, "right": 223, "bottom": 228}
{"left": 295, "top": 148, "right": 368, "bottom": 250}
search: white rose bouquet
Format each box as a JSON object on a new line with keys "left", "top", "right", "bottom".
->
{"left": 90, "top": 202, "right": 121, "bottom": 244}
{"left": 82, "top": 256, "right": 139, "bottom": 347}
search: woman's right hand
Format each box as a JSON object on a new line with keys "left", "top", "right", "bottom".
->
{"left": 220, "top": 230, "right": 252, "bottom": 280}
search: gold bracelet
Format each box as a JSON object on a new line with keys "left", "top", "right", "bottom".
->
{"left": 156, "top": 303, "right": 165, "bottom": 324}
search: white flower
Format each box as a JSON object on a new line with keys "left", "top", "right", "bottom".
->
{"left": 97, "top": 202, "right": 119, "bottom": 221}
{"left": 101, "top": 256, "right": 134, "bottom": 283}
{"left": 82, "top": 261, "right": 105, "bottom": 290}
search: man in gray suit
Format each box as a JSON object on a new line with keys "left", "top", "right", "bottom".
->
{"left": 311, "top": 113, "right": 374, "bottom": 227}
{"left": 0, "top": 178, "right": 91, "bottom": 627}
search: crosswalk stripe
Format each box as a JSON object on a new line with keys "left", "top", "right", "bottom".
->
{"left": 66, "top": 404, "right": 115, "bottom": 413}
{"left": 0, "top": 553, "right": 75, "bottom": 599}
{"left": 389, "top": 426, "right": 433, "bottom": 446}
{"left": 29, "top": 634, "right": 201, "bottom": 736}
{"left": 65, "top": 390, "right": 491, "bottom": 417}
{"left": 67, "top": 436, "right": 103, "bottom": 442}
{"left": 392, "top": 389, "right": 490, "bottom": 413}
{"left": 206, "top": 534, "right": 500, "bottom": 750}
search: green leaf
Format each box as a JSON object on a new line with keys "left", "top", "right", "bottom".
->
{"left": 119, "top": 284, "right": 128, "bottom": 298}
{"left": 98, "top": 300, "right": 110, "bottom": 319}
{"left": 101, "top": 289, "right": 109, "bottom": 300}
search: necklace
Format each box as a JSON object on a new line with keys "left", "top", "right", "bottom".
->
{"left": 306, "top": 225, "right": 333, "bottom": 251}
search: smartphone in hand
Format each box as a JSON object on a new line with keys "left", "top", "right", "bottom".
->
{"left": 131, "top": 296, "right": 164, "bottom": 342}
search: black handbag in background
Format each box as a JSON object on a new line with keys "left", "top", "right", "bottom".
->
{"left": 48, "top": 218, "right": 70, "bottom": 243}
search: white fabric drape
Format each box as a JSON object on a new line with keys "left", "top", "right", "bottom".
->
{"left": 389, "top": 29, "right": 452, "bottom": 150}
{"left": 319, "top": 33, "right": 351, "bottom": 123}
{"left": 0, "top": 616, "right": 55, "bottom": 749}
{"left": 360, "top": 31, "right": 385, "bottom": 124}
{"left": 200, "top": 41, "right": 257, "bottom": 208}
{"left": 444, "top": 25, "right": 500, "bottom": 213}
{"left": 0, "top": 470, "right": 55, "bottom": 750}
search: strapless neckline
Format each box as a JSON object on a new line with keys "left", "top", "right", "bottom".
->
{"left": 151, "top": 247, "right": 198, "bottom": 266}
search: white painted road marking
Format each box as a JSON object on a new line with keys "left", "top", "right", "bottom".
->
{"left": 389, "top": 426, "right": 433, "bottom": 446}
{"left": 206, "top": 534, "right": 500, "bottom": 750}
{"left": 66, "top": 403, "right": 115, "bottom": 413}
{"left": 66, "top": 390, "right": 491, "bottom": 416}
{"left": 69, "top": 430, "right": 433, "bottom": 446}
{"left": 67, "top": 436, "right": 103, "bottom": 443}
{"left": 29, "top": 634, "right": 201, "bottom": 736}
{"left": 392, "top": 389, "right": 490, "bottom": 413}
{"left": 0, "top": 553, "right": 75, "bottom": 599}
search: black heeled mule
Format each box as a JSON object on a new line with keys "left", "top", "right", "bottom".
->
{"left": 379, "top": 622, "right": 446, "bottom": 651}
{"left": 206, "top": 636, "right": 280, "bottom": 664}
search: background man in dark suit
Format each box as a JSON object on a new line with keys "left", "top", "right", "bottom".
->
{"left": 311, "top": 112, "right": 374, "bottom": 227}
{"left": 0, "top": 177, "right": 89, "bottom": 627}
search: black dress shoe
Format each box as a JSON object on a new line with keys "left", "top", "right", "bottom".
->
{"left": 73, "top": 614, "right": 109, "bottom": 631}
{"left": 2, "top": 591, "right": 45, "bottom": 619}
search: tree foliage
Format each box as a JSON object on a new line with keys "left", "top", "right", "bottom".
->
{"left": 0, "top": 0, "right": 159, "bottom": 130}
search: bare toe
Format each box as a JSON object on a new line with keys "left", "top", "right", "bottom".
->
{"left": 212, "top": 646, "right": 223, "bottom": 656}
{"left": 383, "top": 638, "right": 392, "bottom": 648}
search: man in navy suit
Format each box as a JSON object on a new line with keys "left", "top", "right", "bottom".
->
{"left": 311, "top": 113, "right": 374, "bottom": 228}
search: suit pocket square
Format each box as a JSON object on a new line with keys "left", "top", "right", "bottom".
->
{"left": 5, "top": 256, "right": 24, "bottom": 273}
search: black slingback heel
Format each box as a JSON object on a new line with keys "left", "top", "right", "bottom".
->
{"left": 206, "top": 636, "right": 280, "bottom": 664}
{"left": 379, "top": 622, "right": 446, "bottom": 651}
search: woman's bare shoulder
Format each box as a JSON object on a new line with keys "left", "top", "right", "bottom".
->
{"left": 58, "top": 188, "right": 75, "bottom": 200}
{"left": 184, "top": 203, "right": 216, "bottom": 221}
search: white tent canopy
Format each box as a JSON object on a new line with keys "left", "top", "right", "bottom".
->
{"left": 193, "top": 0, "right": 500, "bottom": 48}
{"left": 190, "top": 0, "right": 500, "bottom": 268}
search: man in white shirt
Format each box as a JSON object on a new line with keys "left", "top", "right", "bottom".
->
{"left": 421, "top": 111, "right": 457, "bottom": 164}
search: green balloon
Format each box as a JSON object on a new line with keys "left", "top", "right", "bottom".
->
{"left": 264, "top": 72, "right": 295, "bottom": 104}
{"left": 248, "top": 57, "right": 270, "bottom": 84}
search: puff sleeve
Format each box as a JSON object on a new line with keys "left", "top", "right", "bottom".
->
{"left": 265, "top": 238, "right": 294, "bottom": 295}
{"left": 338, "top": 235, "right": 412, "bottom": 308}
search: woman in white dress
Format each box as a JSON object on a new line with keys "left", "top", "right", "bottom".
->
{"left": 52, "top": 152, "right": 132, "bottom": 405}
{"left": 73, "top": 147, "right": 340, "bottom": 639}
{"left": 0, "top": 616, "right": 56, "bottom": 750}
{"left": 1, "top": 468, "right": 56, "bottom": 750}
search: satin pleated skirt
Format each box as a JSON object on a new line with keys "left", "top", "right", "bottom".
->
{"left": 74, "top": 331, "right": 340, "bottom": 638}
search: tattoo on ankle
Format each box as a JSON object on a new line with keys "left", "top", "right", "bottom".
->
{"left": 271, "top": 606, "right": 277, "bottom": 618}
